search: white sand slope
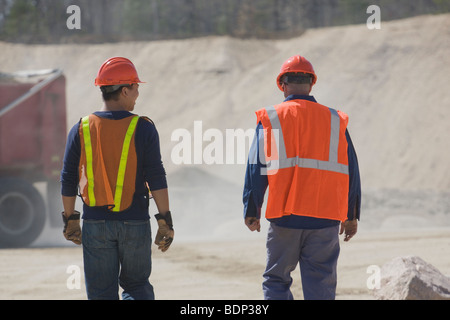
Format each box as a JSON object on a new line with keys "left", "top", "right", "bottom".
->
{"left": 1, "top": 14, "right": 449, "bottom": 190}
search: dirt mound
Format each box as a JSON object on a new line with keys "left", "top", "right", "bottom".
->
{"left": 1, "top": 14, "right": 449, "bottom": 193}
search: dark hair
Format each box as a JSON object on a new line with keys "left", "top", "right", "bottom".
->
{"left": 282, "top": 72, "right": 313, "bottom": 85}
{"left": 100, "top": 84, "right": 132, "bottom": 101}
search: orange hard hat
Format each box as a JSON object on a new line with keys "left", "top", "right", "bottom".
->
{"left": 95, "top": 57, "right": 144, "bottom": 87}
{"left": 276, "top": 55, "right": 317, "bottom": 91}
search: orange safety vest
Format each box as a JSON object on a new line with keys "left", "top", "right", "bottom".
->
{"left": 78, "top": 114, "right": 139, "bottom": 212}
{"left": 255, "top": 100, "right": 349, "bottom": 222}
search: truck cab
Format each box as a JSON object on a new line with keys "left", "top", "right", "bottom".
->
{"left": 0, "top": 69, "right": 67, "bottom": 247}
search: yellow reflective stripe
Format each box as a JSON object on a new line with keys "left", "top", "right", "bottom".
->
{"left": 81, "top": 116, "right": 96, "bottom": 206}
{"left": 113, "top": 116, "right": 139, "bottom": 212}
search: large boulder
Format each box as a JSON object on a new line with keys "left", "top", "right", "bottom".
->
{"left": 374, "top": 256, "right": 450, "bottom": 300}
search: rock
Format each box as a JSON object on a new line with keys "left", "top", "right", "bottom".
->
{"left": 374, "top": 256, "right": 450, "bottom": 300}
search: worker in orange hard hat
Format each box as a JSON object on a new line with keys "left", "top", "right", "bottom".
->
{"left": 95, "top": 57, "right": 145, "bottom": 86}
{"left": 243, "top": 55, "right": 361, "bottom": 300}
{"left": 276, "top": 55, "right": 317, "bottom": 91}
{"left": 61, "top": 57, "right": 173, "bottom": 300}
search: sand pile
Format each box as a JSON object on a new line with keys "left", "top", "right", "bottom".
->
{"left": 1, "top": 14, "right": 449, "bottom": 193}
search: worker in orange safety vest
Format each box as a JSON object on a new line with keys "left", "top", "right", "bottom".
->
{"left": 61, "top": 57, "right": 173, "bottom": 300}
{"left": 243, "top": 55, "right": 361, "bottom": 300}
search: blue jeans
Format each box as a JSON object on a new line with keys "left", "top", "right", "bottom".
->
{"left": 263, "top": 223, "right": 340, "bottom": 300}
{"left": 82, "top": 219, "right": 154, "bottom": 300}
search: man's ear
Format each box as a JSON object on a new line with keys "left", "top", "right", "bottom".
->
{"left": 121, "top": 86, "right": 129, "bottom": 97}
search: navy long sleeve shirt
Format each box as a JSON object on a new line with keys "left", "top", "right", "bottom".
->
{"left": 243, "top": 95, "right": 361, "bottom": 229}
{"left": 60, "top": 111, "right": 167, "bottom": 220}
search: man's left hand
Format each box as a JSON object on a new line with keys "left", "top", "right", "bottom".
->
{"left": 154, "top": 212, "right": 174, "bottom": 252}
{"left": 339, "top": 219, "right": 358, "bottom": 242}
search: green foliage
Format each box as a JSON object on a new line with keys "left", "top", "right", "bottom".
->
{"left": 0, "top": 0, "right": 449, "bottom": 43}
{"left": 2, "top": 0, "right": 40, "bottom": 40}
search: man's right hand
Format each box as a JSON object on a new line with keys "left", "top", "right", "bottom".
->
{"left": 62, "top": 211, "right": 82, "bottom": 245}
{"left": 245, "top": 217, "right": 261, "bottom": 232}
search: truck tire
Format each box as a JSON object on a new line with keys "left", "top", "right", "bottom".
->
{"left": 0, "top": 178, "right": 46, "bottom": 248}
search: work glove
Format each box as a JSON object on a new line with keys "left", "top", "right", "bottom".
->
{"left": 154, "top": 211, "right": 174, "bottom": 252}
{"left": 62, "top": 211, "right": 82, "bottom": 245}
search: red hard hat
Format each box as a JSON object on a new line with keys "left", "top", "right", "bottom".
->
{"left": 276, "top": 55, "right": 317, "bottom": 91}
{"left": 95, "top": 57, "right": 144, "bottom": 86}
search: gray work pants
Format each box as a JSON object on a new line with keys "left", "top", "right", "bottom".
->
{"left": 263, "top": 223, "right": 340, "bottom": 300}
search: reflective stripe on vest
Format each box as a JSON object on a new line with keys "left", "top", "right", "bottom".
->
{"left": 113, "top": 115, "right": 139, "bottom": 212}
{"left": 260, "top": 106, "right": 349, "bottom": 176}
{"left": 81, "top": 115, "right": 139, "bottom": 212}
{"left": 81, "top": 116, "right": 96, "bottom": 206}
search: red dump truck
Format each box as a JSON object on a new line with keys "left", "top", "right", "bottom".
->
{"left": 0, "top": 69, "right": 67, "bottom": 248}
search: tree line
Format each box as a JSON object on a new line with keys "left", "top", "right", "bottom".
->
{"left": 0, "top": 0, "right": 449, "bottom": 43}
